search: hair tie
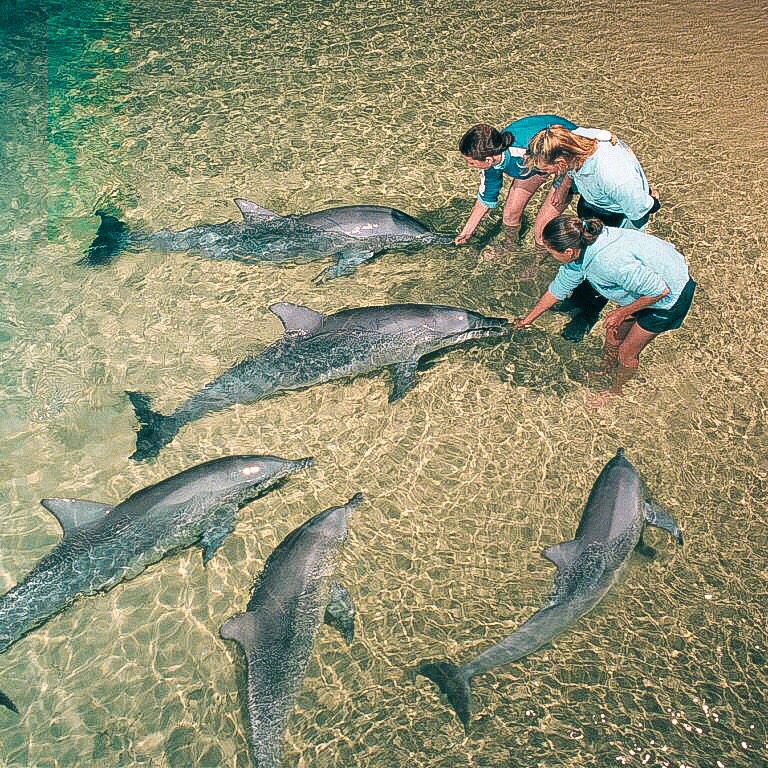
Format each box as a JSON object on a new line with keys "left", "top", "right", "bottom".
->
{"left": 580, "top": 218, "right": 589, "bottom": 230}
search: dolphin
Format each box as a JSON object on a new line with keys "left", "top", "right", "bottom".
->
{"left": 416, "top": 448, "right": 683, "bottom": 732}
{"left": 0, "top": 454, "right": 312, "bottom": 713}
{"left": 220, "top": 493, "right": 361, "bottom": 768}
{"left": 127, "top": 301, "right": 510, "bottom": 461}
{"left": 82, "top": 200, "right": 453, "bottom": 281}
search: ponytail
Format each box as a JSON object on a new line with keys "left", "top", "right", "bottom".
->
{"left": 542, "top": 215, "right": 603, "bottom": 252}
{"left": 459, "top": 123, "right": 515, "bottom": 160}
{"left": 523, "top": 124, "right": 598, "bottom": 173}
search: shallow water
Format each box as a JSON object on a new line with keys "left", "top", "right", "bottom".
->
{"left": 1, "top": 0, "right": 766, "bottom": 765}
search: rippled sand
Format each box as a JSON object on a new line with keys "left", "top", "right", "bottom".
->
{"left": 0, "top": 0, "right": 766, "bottom": 765}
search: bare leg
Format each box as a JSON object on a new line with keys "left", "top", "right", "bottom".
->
{"left": 483, "top": 175, "right": 547, "bottom": 262}
{"left": 533, "top": 176, "right": 573, "bottom": 245}
{"left": 503, "top": 174, "right": 547, "bottom": 235}
{"left": 602, "top": 317, "right": 635, "bottom": 370}
{"left": 611, "top": 323, "right": 658, "bottom": 393}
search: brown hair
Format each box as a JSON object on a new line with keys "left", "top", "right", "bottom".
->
{"left": 523, "top": 124, "right": 600, "bottom": 173}
{"left": 542, "top": 215, "right": 604, "bottom": 252}
{"left": 459, "top": 123, "right": 515, "bottom": 160}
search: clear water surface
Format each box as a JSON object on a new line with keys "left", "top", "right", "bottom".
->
{"left": 0, "top": 0, "right": 766, "bottom": 766}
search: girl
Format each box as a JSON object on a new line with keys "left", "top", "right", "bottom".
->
{"left": 515, "top": 215, "right": 695, "bottom": 397}
{"left": 455, "top": 114, "right": 577, "bottom": 246}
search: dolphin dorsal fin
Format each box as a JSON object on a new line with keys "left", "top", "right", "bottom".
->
{"left": 40, "top": 498, "right": 112, "bottom": 537}
{"left": 269, "top": 302, "right": 323, "bottom": 334}
{"left": 234, "top": 198, "right": 281, "bottom": 222}
{"left": 542, "top": 539, "right": 581, "bottom": 570}
{"left": 220, "top": 612, "right": 259, "bottom": 653}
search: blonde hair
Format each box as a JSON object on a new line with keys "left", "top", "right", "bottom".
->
{"left": 523, "top": 125, "right": 609, "bottom": 174}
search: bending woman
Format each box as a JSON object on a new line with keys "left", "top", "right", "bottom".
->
{"left": 455, "top": 114, "right": 578, "bottom": 246}
{"left": 515, "top": 215, "right": 695, "bottom": 396}
{"left": 523, "top": 124, "right": 662, "bottom": 340}
{"left": 523, "top": 123, "right": 660, "bottom": 231}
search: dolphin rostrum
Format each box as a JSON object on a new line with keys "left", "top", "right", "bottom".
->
{"left": 220, "top": 493, "right": 362, "bottom": 767}
{"left": 82, "top": 200, "right": 453, "bottom": 281}
{"left": 0, "top": 454, "right": 312, "bottom": 713}
{"left": 417, "top": 449, "right": 683, "bottom": 732}
{"left": 127, "top": 301, "right": 510, "bottom": 461}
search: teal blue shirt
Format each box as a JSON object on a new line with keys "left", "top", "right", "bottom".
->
{"left": 478, "top": 114, "right": 577, "bottom": 208}
{"left": 549, "top": 227, "right": 690, "bottom": 309}
{"left": 568, "top": 128, "right": 655, "bottom": 228}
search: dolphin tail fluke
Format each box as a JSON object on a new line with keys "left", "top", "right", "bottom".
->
{"left": 79, "top": 210, "right": 130, "bottom": 267}
{"left": 0, "top": 690, "right": 18, "bottom": 714}
{"left": 416, "top": 660, "right": 472, "bottom": 733}
{"left": 126, "top": 391, "right": 179, "bottom": 462}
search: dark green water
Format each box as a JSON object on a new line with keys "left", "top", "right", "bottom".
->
{"left": 0, "top": 0, "right": 766, "bottom": 766}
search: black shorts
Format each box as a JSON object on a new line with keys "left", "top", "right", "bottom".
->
{"left": 576, "top": 196, "right": 661, "bottom": 229}
{"left": 635, "top": 278, "right": 696, "bottom": 334}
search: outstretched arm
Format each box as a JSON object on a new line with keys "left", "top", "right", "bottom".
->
{"left": 515, "top": 290, "right": 561, "bottom": 328}
{"left": 455, "top": 199, "right": 490, "bottom": 244}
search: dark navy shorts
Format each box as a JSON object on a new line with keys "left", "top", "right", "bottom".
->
{"left": 635, "top": 278, "right": 696, "bottom": 334}
{"left": 576, "top": 195, "right": 662, "bottom": 229}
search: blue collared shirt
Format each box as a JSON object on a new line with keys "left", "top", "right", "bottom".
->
{"left": 549, "top": 227, "right": 690, "bottom": 309}
{"left": 477, "top": 114, "right": 577, "bottom": 208}
{"left": 568, "top": 128, "right": 655, "bottom": 227}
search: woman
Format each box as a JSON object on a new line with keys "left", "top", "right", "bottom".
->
{"left": 515, "top": 215, "right": 695, "bottom": 397}
{"left": 524, "top": 123, "right": 660, "bottom": 230}
{"left": 522, "top": 124, "right": 662, "bottom": 341}
{"left": 455, "top": 114, "right": 578, "bottom": 246}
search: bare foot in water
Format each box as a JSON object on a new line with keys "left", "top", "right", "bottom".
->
{"left": 584, "top": 389, "right": 618, "bottom": 410}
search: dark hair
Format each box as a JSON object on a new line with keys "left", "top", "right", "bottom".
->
{"left": 542, "top": 215, "right": 604, "bottom": 252}
{"left": 459, "top": 123, "right": 515, "bottom": 160}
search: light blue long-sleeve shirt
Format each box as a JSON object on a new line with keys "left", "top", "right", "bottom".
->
{"left": 477, "top": 114, "right": 577, "bottom": 208}
{"left": 548, "top": 227, "right": 690, "bottom": 309}
{"left": 568, "top": 128, "right": 655, "bottom": 228}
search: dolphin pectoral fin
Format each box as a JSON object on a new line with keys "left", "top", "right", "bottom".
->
{"left": 635, "top": 530, "right": 657, "bottom": 559}
{"left": 313, "top": 249, "right": 376, "bottom": 283}
{"left": 40, "top": 498, "right": 112, "bottom": 537}
{"left": 220, "top": 611, "right": 259, "bottom": 653}
{"left": 0, "top": 690, "right": 18, "bottom": 714}
{"left": 643, "top": 500, "right": 683, "bottom": 546}
{"left": 234, "top": 198, "right": 281, "bottom": 222}
{"left": 324, "top": 582, "right": 355, "bottom": 645}
{"left": 542, "top": 539, "right": 581, "bottom": 570}
{"left": 417, "top": 661, "right": 472, "bottom": 733}
{"left": 268, "top": 302, "right": 324, "bottom": 334}
{"left": 200, "top": 508, "right": 237, "bottom": 565}
{"left": 388, "top": 361, "right": 419, "bottom": 403}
